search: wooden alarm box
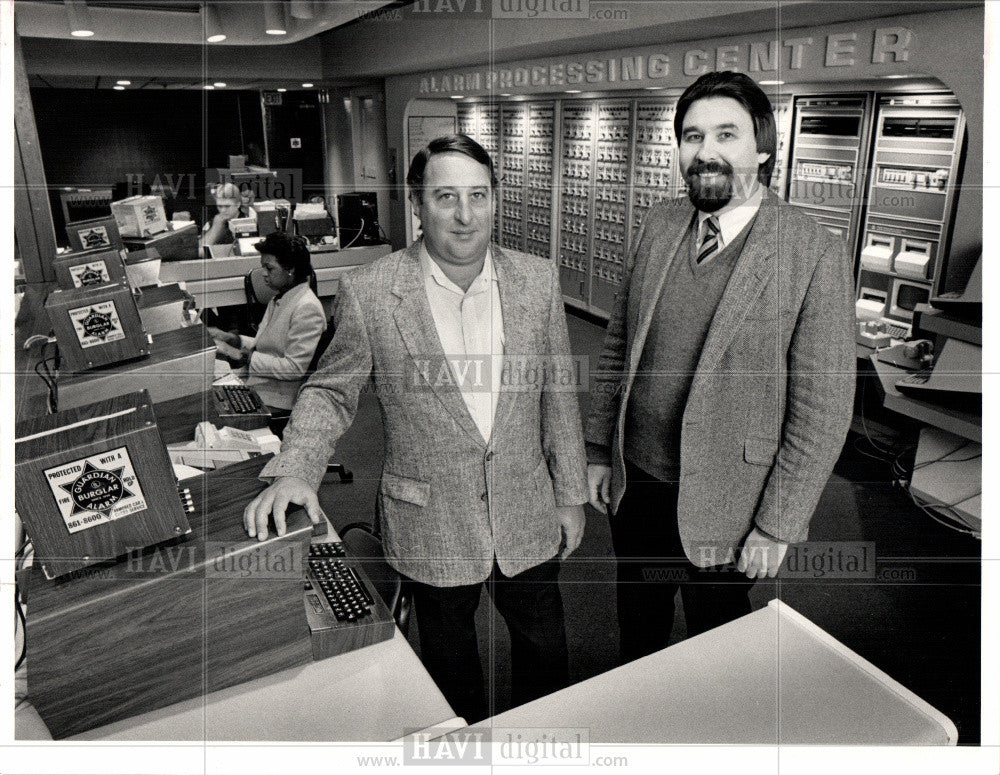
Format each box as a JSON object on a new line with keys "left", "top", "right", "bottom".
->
{"left": 45, "top": 281, "right": 148, "bottom": 371}
{"left": 65, "top": 215, "right": 124, "bottom": 253}
{"left": 19, "top": 457, "right": 313, "bottom": 739}
{"left": 51, "top": 247, "right": 128, "bottom": 290}
{"left": 14, "top": 390, "right": 192, "bottom": 579}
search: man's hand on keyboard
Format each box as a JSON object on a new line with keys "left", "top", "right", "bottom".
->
{"left": 243, "top": 476, "right": 326, "bottom": 541}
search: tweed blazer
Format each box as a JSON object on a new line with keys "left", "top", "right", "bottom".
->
{"left": 586, "top": 191, "right": 856, "bottom": 566}
{"left": 261, "top": 240, "right": 589, "bottom": 586}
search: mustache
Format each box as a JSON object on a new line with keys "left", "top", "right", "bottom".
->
{"left": 686, "top": 160, "right": 734, "bottom": 177}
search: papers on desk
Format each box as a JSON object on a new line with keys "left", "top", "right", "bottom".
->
{"left": 168, "top": 422, "right": 281, "bottom": 471}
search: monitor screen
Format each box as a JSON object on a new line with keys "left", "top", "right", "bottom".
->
{"left": 890, "top": 280, "right": 930, "bottom": 319}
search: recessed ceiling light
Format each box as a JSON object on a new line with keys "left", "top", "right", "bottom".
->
{"left": 450, "top": 95, "right": 463, "bottom": 99}
{"left": 214, "top": 82, "right": 227, "bottom": 88}
{"left": 882, "top": 74, "right": 909, "bottom": 79}
{"left": 302, "top": 83, "right": 314, "bottom": 88}
{"left": 277, "top": 88, "right": 287, "bottom": 93}
{"left": 758, "top": 79, "right": 785, "bottom": 86}
{"left": 264, "top": 1, "right": 288, "bottom": 34}
{"left": 113, "top": 85, "right": 125, "bottom": 91}
{"left": 204, "top": 84, "right": 215, "bottom": 90}
{"left": 116, "top": 80, "right": 131, "bottom": 86}
{"left": 499, "top": 93, "right": 512, "bottom": 97}
{"left": 205, "top": 4, "right": 226, "bottom": 42}
{"left": 565, "top": 89, "right": 581, "bottom": 94}
{"left": 66, "top": 0, "right": 94, "bottom": 37}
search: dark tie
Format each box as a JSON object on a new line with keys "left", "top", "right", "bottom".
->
{"left": 696, "top": 216, "right": 720, "bottom": 264}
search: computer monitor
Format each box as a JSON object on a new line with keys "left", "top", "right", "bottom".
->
{"left": 889, "top": 279, "right": 930, "bottom": 321}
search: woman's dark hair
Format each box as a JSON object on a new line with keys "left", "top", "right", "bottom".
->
{"left": 253, "top": 231, "right": 313, "bottom": 283}
{"left": 406, "top": 134, "right": 498, "bottom": 200}
{"left": 674, "top": 71, "right": 777, "bottom": 186}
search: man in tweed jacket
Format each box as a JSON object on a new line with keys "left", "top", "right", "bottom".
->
{"left": 586, "top": 72, "right": 856, "bottom": 664}
{"left": 245, "top": 135, "right": 588, "bottom": 722}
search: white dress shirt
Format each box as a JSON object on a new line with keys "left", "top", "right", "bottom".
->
{"left": 695, "top": 182, "right": 765, "bottom": 259}
{"left": 419, "top": 244, "right": 505, "bottom": 443}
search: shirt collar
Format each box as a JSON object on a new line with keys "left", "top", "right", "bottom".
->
{"left": 696, "top": 183, "right": 765, "bottom": 247}
{"left": 419, "top": 241, "right": 495, "bottom": 296}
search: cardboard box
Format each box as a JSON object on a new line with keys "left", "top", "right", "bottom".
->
{"left": 111, "top": 195, "right": 168, "bottom": 238}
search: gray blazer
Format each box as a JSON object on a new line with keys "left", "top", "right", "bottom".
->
{"left": 261, "top": 240, "right": 589, "bottom": 586}
{"left": 586, "top": 192, "right": 856, "bottom": 566}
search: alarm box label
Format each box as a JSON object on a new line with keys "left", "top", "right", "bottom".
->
{"left": 76, "top": 225, "right": 113, "bottom": 250}
{"left": 46, "top": 447, "right": 149, "bottom": 533}
{"left": 68, "top": 300, "right": 126, "bottom": 348}
{"left": 69, "top": 261, "right": 111, "bottom": 287}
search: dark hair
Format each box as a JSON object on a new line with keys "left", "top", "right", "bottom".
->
{"left": 406, "top": 134, "right": 498, "bottom": 200}
{"left": 674, "top": 71, "right": 777, "bottom": 186}
{"left": 253, "top": 231, "right": 312, "bottom": 283}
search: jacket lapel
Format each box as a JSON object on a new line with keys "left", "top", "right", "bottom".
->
{"left": 693, "top": 190, "right": 779, "bottom": 378}
{"left": 391, "top": 240, "right": 485, "bottom": 446}
{"left": 491, "top": 246, "right": 530, "bottom": 434}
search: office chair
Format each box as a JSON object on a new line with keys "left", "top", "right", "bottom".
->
{"left": 307, "top": 314, "right": 354, "bottom": 483}
{"left": 339, "top": 521, "right": 411, "bottom": 635}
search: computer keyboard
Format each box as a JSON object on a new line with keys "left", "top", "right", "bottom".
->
{"left": 214, "top": 384, "right": 264, "bottom": 414}
{"left": 306, "top": 542, "right": 374, "bottom": 622}
{"left": 884, "top": 322, "right": 910, "bottom": 340}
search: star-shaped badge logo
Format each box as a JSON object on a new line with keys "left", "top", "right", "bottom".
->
{"left": 59, "top": 461, "right": 134, "bottom": 518}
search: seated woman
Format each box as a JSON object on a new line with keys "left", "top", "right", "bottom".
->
{"left": 201, "top": 182, "right": 243, "bottom": 250}
{"left": 208, "top": 232, "right": 326, "bottom": 415}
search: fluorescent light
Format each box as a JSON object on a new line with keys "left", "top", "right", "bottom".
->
{"left": 214, "top": 82, "right": 227, "bottom": 88}
{"left": 66, "top": 0, "right": 94, "bottom": 37}
{"left": 277, "top": 87, "right": 287, "bottom": 93}
{"left": 757, "top": 79, "right": 785, "bottom": 86}
{"left": 882, "top": 74, "right": 909, "bottom": 79}
{"left": 205, "top": 4, "right": 226, "bottom": 42}
{"left": 565, "top": 89, "right": 581, "bottom": 94}
{"left": 113, "top": 85, "right": 125, "bottom": 91}
{"left": 644, "top": 86, "right": 664, "bottom": 90}
{"left": 264, "top": 1, "right": 288, "bottom": 35}
{"left": 302, "top": 83, "right": 314, "bottom": 88}
{"left": 204, "top": 84, "right": 215, "bottom": 90}
{"left": 116, "top": 80, "right": 131, "bottom": 86}
{"left": 450, "top": 95, "right": 463, "bottom": 99}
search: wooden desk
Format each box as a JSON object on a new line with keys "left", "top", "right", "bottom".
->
{"left": 869, "top": 355, "right": 980, "bottom": 442}
{"left": 478, "top": 600, "right": 957, "bottom": 745}
{"left": 153, "top": 388, "right": 271, "bottom": 446}
{"left": 159, "top": 244, "right": 391, "bottom": 307}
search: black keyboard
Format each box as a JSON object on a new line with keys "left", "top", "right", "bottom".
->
{"left": 305, "top": 542, "right": 374, "bottom": 622}
{"left": 215, "top": 384, "right": 263, "bottom": 414}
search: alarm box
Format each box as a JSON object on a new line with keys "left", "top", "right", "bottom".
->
{"left": 45, "top": 281, "right": 149, "bottom": 371}
{"left": 111, "top": 194, "right": 168, "bottom": 238}
{"left": 65, "top": 215, "right": 124, "bottom": 253}
{"left": 14, "top": 390, "right": 192, "bottom": 579}
{"left": 52, "top": 248, "right": 128, "bottom": 290}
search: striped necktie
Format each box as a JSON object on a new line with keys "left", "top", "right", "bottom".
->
{"left": 696, "top": 216, "right": 721, "bottom": 264}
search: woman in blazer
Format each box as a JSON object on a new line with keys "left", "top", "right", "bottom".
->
{"left": 209, "top": 232, "right": 326, "bottom": 413}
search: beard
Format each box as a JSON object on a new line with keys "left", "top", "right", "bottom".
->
{"left": 683, "top": 159, "right": 735, "bottom": 212}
